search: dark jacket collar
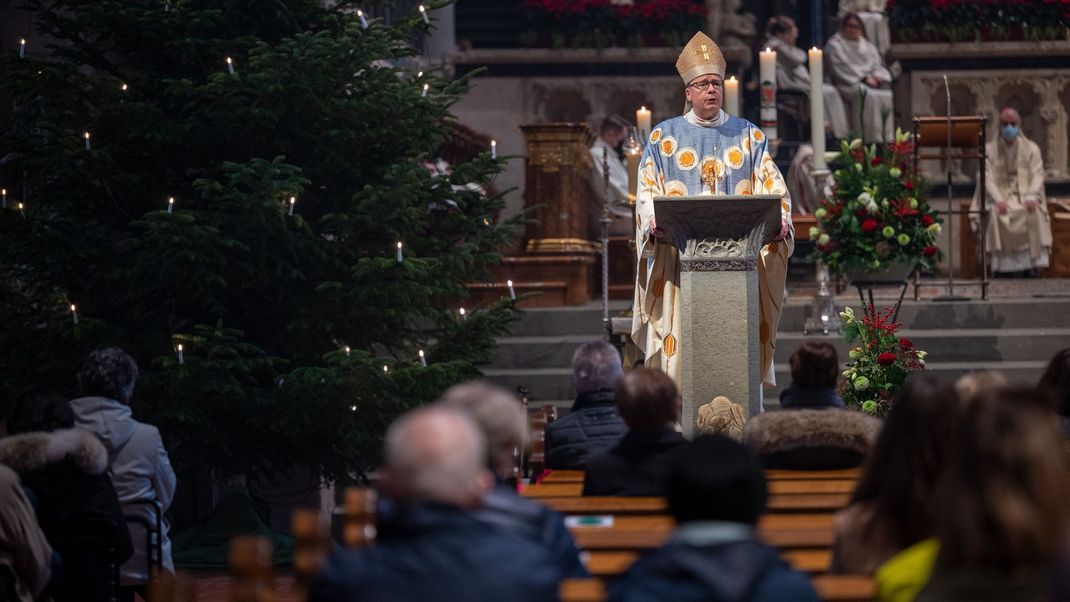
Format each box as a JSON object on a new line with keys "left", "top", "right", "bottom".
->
{"left": 779, "top": 384, "right": 846, "bottom": 409}
{"left": 572, "top": 389, "right": 616, "bottom": 412}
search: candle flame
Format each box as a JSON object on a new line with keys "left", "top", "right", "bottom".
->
{"left": 350, "top": 405, "right": 357, "bottom": 411}
{"left": 423, "top": 84, "right": 429, "bottom": 91}
{"left": 168, "top": 196, "right": 174, "bottom": 204}
{"left": 765, "top": 47, "right": 772, "bottom": 53}
{"left": 19, "top": 39, "right": 25, "bottom": 45}
{"left": 383, "top": 365, "right": 389, "bottom": 373}
{"left": 417, "top": 71, "right": 423, "bottom": 78}
{"left": 728, "top": 75, "right": 737, "bottom": 82}
{"left": 70, "top": 304, "right": 76, "bottom": 312}
{"left": 289, "top": 196, "right": 296, "bottom": 204}
{"left": 507, "top": 279, "right": 513, "bottom": 287}
{"left": 177, "top": 344, "right": 183, "bottom": 351}
{"left": 121, "top": 83, "right": 128, "bottom": 91}
{"left": 226, "top": 57, "right": 233, "bottom": 64}
{"left": 397, "top": 241, "right": 402, "bottom": 249}
{"left": 344, "top": 345, "right": 350, "bottom": 354}
{"left": 17, "top": 203, "right": 24, "bottom": 210}
{"left": 640, "top": 105, "right": 647, "bottom": 111}
{"left": 419, "top": 349, "right": 425, "bottom": 358}
{"left": 459, "top": 308, "right": 466, "bottom": 316}
{"left": 357, "top": 9, "right": 363, "bottom": 16}
{"left": 84, "top": 132, "right": 90, "bottom": 139}
{"left": 1, "top": 189, "right": 5, "bottom": 195}
{"left": 419, "top": 5, "right": 426, "bottom": 12}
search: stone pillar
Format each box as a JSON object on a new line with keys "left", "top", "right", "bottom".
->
{"left": 654, "top": 196, "right": 781, "bottom": 437}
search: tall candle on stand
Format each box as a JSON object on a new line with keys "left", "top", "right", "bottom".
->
{"left": 636, "top": 106, "right": 651, "bottom": 139}
{"left": 808, "top": 47, "right": 827, "bottom": 171}
{"left": 759, "top": 48, "right": 778, "bottom": 141}
{"left": 724, "top": 76, "right": 740, "bottom": 116}
{"left": 626, "top": 147, "right": 641, "bottom": 202}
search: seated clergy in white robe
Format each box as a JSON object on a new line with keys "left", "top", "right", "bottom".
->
{"left": 837, "top": 0, "right": 891, "bottom": 56}
{"left": 827, "top": 13, "right": 894, "bottom": 143}
{"left": 970, "top": 106, "right": 1053, "bottom": 276}
{"left": 631, "top": 31, "right": 793, "bottom": 392}
{"left": 764, "top": 16, "right": 849, "bottom": 139}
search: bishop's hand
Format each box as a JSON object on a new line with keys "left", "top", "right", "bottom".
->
{"left": 649, "top": 216, "right": 667, "bottom": 240}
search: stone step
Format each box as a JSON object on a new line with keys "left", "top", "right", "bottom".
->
{"left": 779, "top": 298, "right": 1070, "bottom": 331}
{"left": 484, "top": 367, "right": 575, "bottom": 403}
{"left": 775, "top": 327, "right": 1070, "bottom": 364}
{"left": 491, "top": 335, "right": 596, "bottom": 371}
{"left": 508, "top": 302, "right": 630, "bottom": 338}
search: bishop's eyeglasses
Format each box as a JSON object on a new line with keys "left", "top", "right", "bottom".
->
{"left": 687, "top": 79, "right": 723, "bottom": 91}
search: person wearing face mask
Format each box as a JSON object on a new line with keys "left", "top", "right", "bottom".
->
{"left": 970, "top": 106, "right": 1052, "bottom": 277}
{"left": 632, "top": 31, "right": 793, "bottom": 399}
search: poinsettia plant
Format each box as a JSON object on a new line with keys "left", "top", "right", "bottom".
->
{"left": 839, "top": 306, "right": 927, "bottom": 416}
{"left": 811, "top": 129, "right": 942, "bottom": 278}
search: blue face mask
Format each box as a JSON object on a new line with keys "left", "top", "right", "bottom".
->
{"left": 1001, "top": 124, "right": 1019, "bottom": 141}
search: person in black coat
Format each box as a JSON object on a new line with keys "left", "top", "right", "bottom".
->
{"left": 608, "top": 435, "right": 819, "bottom": 601}
{"left": 583, "top": 367, "right": 686, "bottom": 496}
{"left": 1, "top": 388, "right": 133, "bottom": 602}
{"left": 546, "top": 341, "right": 628, "bottom": 470}
{"left": 310, "top": 407, "right": 564, "bottom": 602}
{"left": 779, "top": 342, "right": 846, "bottom": 409}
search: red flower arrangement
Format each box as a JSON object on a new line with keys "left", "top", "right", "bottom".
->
{"left": 888, "top": 0, "right": 1070, "bottom": 43}
{"left": 839, "top": 306, "right": 927, "bottom": 416}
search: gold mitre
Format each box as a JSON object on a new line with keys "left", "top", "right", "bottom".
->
{"left": 676, "top": 32, "right": 726, "bottom": 84}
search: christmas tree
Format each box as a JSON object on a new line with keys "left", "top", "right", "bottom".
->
{"left": 0, "top": 0, "right": 517, "bottom": 491}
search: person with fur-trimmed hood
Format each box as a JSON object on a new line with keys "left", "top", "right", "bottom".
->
{"left": 0, "top": 387, "right": 132, "bottom": 601}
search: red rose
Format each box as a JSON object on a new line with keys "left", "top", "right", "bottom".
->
{"left": 871, "top": 156, "right": 882, "bottom": 166}
{"left": 877, "top": 352, "right": 897, "bottom": 365}
{"left": 861, "top": 219, "right": 878, "bottom": 232}
{"left": 899, "top": 338, "right": 914, "bottom": 350}
{"left": 904, "top": 180, "right": 914, "bottom": 191}
{"left": 923, "top": 245, "right": 937, "bottom": 257}
{"left": 922, "top": 214, "right": 934, "bottom": 226}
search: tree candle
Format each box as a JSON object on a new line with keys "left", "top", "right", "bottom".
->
{"left": 167, "top": 196, "right": 174, "bottom": 214}
{"left": 396, "top": 241, "right": 403, "bottom": 262}
{"left": 491, "top": 140, "right": 497, "bottom": 159}
{"left": 418, "top": 349, "right": 427, "bottom": 367}
{"left": 418, "top": 5, "right": 430, "bottom": 24}
{"left": 288, "top": 196, "right": 295, "bottom": 216}
{"left": 226, "top": 57, "right": 235, "bottom": 75}
{"left": 70, "top": 304, "right": 79, "bottom": 325}
{"left": 18, "top": 39, "right": 25, "bottom": 58}
{"left": 177, "top": 344, "right": 184, "bottom": 365}
{"left": 84, "top": 131, "right": 91, "bottom": 151}
{"left": 357, "top": 9, "right": 368, "bottom": 29}
{"left": 507, "top": 279, "right": 516, "bottom": 300}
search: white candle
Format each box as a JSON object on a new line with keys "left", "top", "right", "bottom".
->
{"left": 636, "top": 106, "right": 651, "bottom": 138}
{"left": 177, "top": 343, "right": 184, "bottom": 365}
{"left": 1, "top": 188, "right": 6, "bottom": 208}
{"left": 491, "top": 140, "right": 497, "bottom": 159}
{"left": 167, "top": 196, "right": 174, "bottom": 214}
{"left": 226, "top": 57, "right": 235, "bottom": 75}
{"left": 626, "top": 148, "right": 640, "bottom": 201}
{"left": 724, "top": 76, "right": 740, "bottom": 116}
{"left": 288, "top": 196, "right": 295, "bottom": 215}
{"left": 418, "top": 349, "right": 427, "bottom": 367}
{"left": 84, "top": 132, "right": 91, "bottom": 151}
{"left": 396, "top": 241, "right": 403, "bottom": 262}
{"left": 759, "top": 48, "right": 778, "bottom": 141}
{"left": 809, "top": 47, "right": 826, "bottom": 171}
{"left": 344, "top": 345, "right": 351, "bottom": 356}
{"left": 70, "top": 304, "right": 79, "bottom": 325}
{"left": 17, "top": 202, "right": 24, "bottom": 218}
{"left": 357, "top": 9, "right": 368, "bottom": 29}
{"left": 18, "top": 39, "right": 25, "bottom": 58}
{"left": 382, "top": 365, "right": 389, "bottom": 373}
{"left": 459, "top": 307, "right": 466, "bottom": 320}
{"left": 507, "top": 279, "right": 516, "bottom": 300}
{"left": 419, "top": 5, "right": 430, "bottom": 24}
{"left": 422, "top": 83, "right": 429, "bottom": 98}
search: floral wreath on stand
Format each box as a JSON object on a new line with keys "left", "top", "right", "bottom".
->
{"left": 839, "top": 306, "right": 927, "bottom": 416}
{"left": 810, "top": 129, "right": 943, "bottom": 282}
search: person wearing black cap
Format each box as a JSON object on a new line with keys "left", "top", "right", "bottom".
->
{"left": 608, "top": 435, "right": 819, "bottom": 601}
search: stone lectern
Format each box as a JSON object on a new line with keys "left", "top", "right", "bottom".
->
{"left": 653, "top": 195, "right": 782, "bottom": 437}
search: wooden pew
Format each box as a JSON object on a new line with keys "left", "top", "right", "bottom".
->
{"left": 542, "top": 468, "right": 859, "bottom": 486}
{"left": 541, "top": 469, "right": 585, "bottom": 484}
{"left": 561, "top": 576, "right": 874, "bottom": 602}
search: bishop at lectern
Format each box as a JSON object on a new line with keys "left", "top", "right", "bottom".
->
{"left": 631, "top": 31, "right": 794, "bottom": 392}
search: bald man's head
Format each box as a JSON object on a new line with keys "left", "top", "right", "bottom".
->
{"left": 1000, "top": 106, "right": 1020, "bottom": 124}
{"left": 381, "top": 406, "right": 493, "bottom": 508}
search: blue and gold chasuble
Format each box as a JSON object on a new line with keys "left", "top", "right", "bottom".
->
{"left": 631, "top": 110, "right": 794, "bottom": 392}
